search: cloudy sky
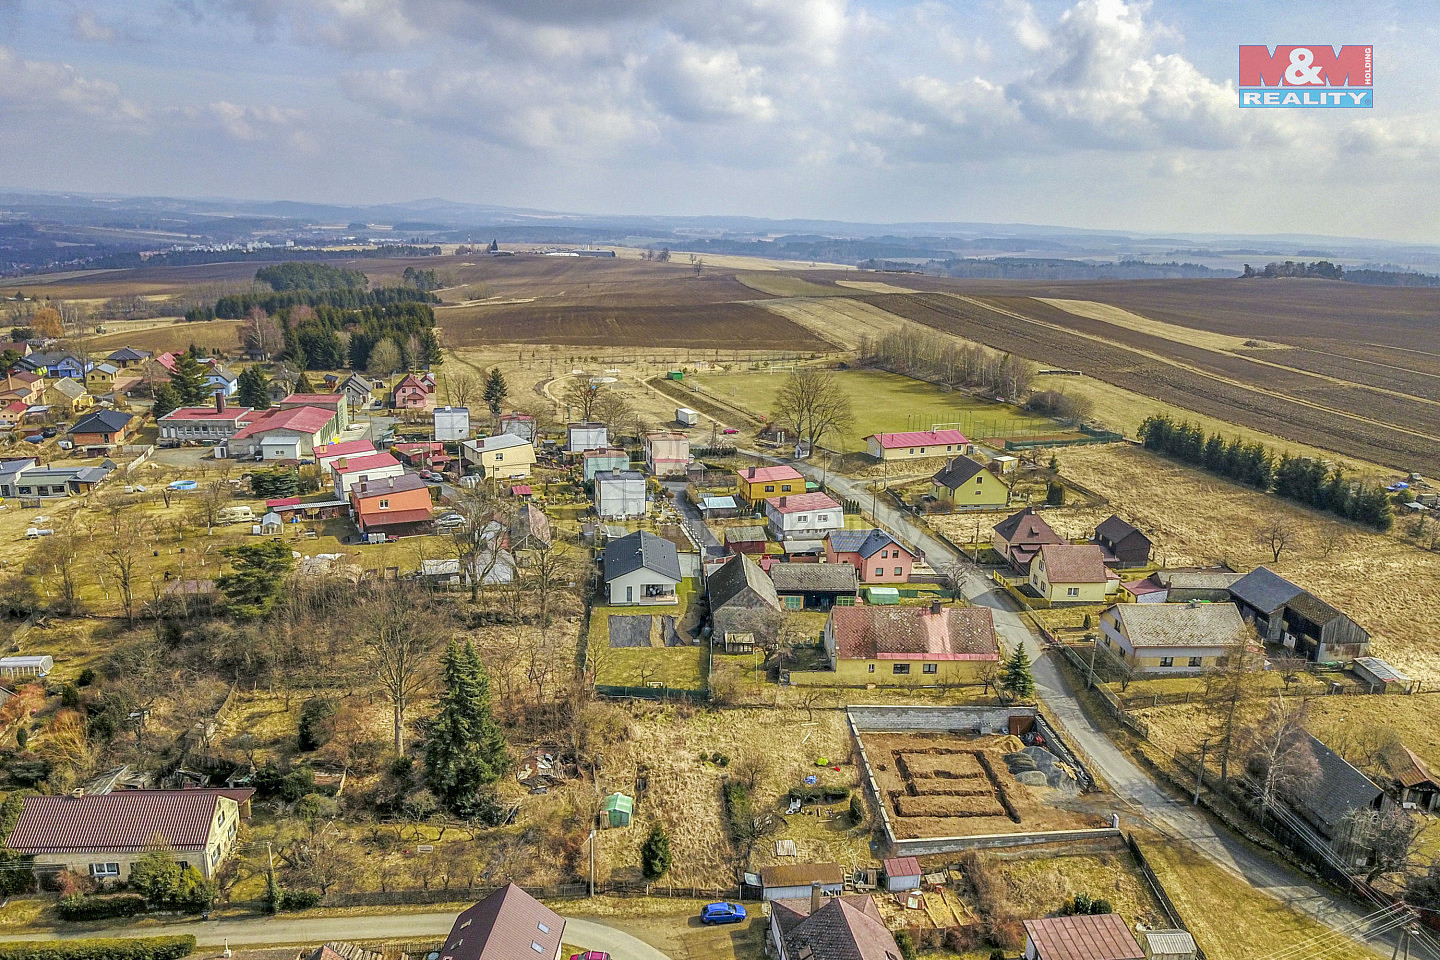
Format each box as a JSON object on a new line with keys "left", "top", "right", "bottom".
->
{"left": 0, "top": 0, "right": 1436, "bottom": 240}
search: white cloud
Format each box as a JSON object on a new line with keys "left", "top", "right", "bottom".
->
{"left": 0, "top": 46, "right": 146, "bottom": 125}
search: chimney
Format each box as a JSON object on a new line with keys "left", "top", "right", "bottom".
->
{"left": 810, "top": 881, "right": 823, "bottom": 915}
{"left": 748, "top": 466, "right": 756, "bottom": 478}
{"left": 214, "top": 391, "right": 225, "bottom": 414}
{"left": 779, "top": 496, "right": 787, "bottom": 507}
{"left": 930, "top": 599, "right": 942, "bottom": 616}
{"left": 71, "top": 788, "right": 84, "bottom": 799}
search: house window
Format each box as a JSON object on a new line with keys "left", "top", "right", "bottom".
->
{"left": 923, "top": 663, "right": 938, "bottom": 674}
{"left": 797, "top": 515, "right": 809, "bottom": 523}
{"left": 90, "top": 863, "right": 120, "bottom": 878}
{"left": 538, "top": 923, "right": 551, "bottom": 934}
{"left": 894, "top": 567, "right": 903, "bottom": 576}
{"left": 868, "top": 663, "right": 875, "bottom": 673}
{"left": 817, "top": 514, "right": 829, "bottom": 523}
{"left": 1160, "top": 656, "right": 1174, "bottom": 667}
{"left": 494, "top": 452, "right": 503, "bottom": 461}
{"left": 765, "top": 485, "right": 775, "bottom": 493}
{"left": 1189, "top": 656, "right": 1203, "bottom": 667}
{"left": 781, "top": 484, "right": 793, "bottom": 492}
{"left": 875, "top": 567, "right": 884, "bottom": 577}
{"left": 1066, "top": 587, "right": 1079, "bottom": 597}
{"left": 378, "top": 499, "right": 389, "bottom": 509}
{"left": 893, "top": 664, "right": 911, "bottom": 675}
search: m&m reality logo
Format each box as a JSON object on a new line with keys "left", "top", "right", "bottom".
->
{"left": 1238, "top": 45, "right": 1372, "bottom": 108}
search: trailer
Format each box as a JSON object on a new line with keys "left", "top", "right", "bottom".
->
{"left": 676, "top": 407, "right": 700, "bottom": 427}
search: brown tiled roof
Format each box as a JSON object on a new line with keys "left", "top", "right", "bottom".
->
{"left": 774, "top": 895, "right": 902, "bottom": 960}
{"left": 1037, "top": 543, "right": 1108, "bottom": 584}
{"left": 6, "top": 790, "right": 226, "bottom": 854}
{"left": 308, "top": 944, "right": 381, "bottom": 960}
{"left": 1022, "top": 914, "right": 1145, "bottom": 960}
{"left": 994, "top": 507, "right": 1064, "bottom": 547}
{"left": 830, "top": 606, "right": 998, "bottom": 661}
{"left": 761, "top": 862, "right": 845, "bottom": 888}
{"left": 442, "top": 884, "right": 565, "bottom": 960}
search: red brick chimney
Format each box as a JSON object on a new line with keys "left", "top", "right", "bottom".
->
{"left": 778, "top": 496, "right": 787, "bottom": 508}
{"left": 930, "top": 599, "right": 942, "bottom": 615}
{"left": 748, "top": 466, "right": 756, "bottom": 478}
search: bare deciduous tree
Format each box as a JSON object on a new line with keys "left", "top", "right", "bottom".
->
{"left": 562, "top": 379, "right": 603, "bottom": 422}
{"left": 1201, "top": 637, "right": 1262, "bottom": 784}
{"left": 361, "top": 586, "right": 443, "bottom": 754}
{"left": 1256, "top": 519, "right": 1296, "bottom": 563}
{"left": 770, "top": 368, "right": 854, "bottom": 456}
{"left": 440, "top": 369, "right": 479, "bottom": 408}
{"left": 1242, "top": 696, "right": 1319, "bottom": 815}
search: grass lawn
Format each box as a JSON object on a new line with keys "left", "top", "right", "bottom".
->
{"left": 590, "top": 579, "right": 709, "bottom": 690}
{"left": 687, "top": 369, "right": 1054, "bottom": 452}
{"left": 1136, "top": 831, "right": 1378, "bottom": 960}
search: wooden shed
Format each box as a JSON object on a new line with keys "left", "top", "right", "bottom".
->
{"left": 601, "top": 792, "right": 633, "bottom": 828}
{"left": 1141, "top": 929, "right": 1197, "bottom": 960}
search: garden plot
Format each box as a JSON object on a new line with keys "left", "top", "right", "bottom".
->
{"left": 861, "top": 732, "right": 1099, "bottom": 840}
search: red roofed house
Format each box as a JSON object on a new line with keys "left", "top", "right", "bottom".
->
{"left": 770, "top": 889, "right": 905, "bottom": 960}
{"left": 736, "top": 464, "right": 804, "bottom": 503}
{"left": 279, "top": 392, "right": 350, "bottom": 431}
{"left": 227, "top": 405, "right": 339, "bottom": 460}
{"left": 5, "top": 789, "right": 246, "bottom": 880}
{"left": 1022, "top": 913, "right": 1145, "bottom": 960}
{"left": 824, "top": 529, "right": 916, "bottom": 584}
{"left": 331, "top": 451, "right": 405, "bottom": 499}
{"left": 864, "top": 429, "right": 968, "bottom": 462}
{"left": 822, "top": 601, "right": 999, "bottom": 685}
{"left": 350, "top": 474, "right": 434, "bottom": 536}
{"left": 315, "top": 439, "right": 377, "bottom": 472}
{"left": 391, "top": 373, "right": 435, "bottom": 411}
{"left": 440, "top": 883, "right": 565, "bottom": 960}
{"left": 993, "top": 506, "right": 1066, "bottom": 572}
{"left": 1029, "top": 543, "right": 1112, "bottom": 604}
{"left": 764, "top": 492, "right": 844, "bottom": 541}
{"left": 0, "top": 400, "right": 28, "bottom": 428}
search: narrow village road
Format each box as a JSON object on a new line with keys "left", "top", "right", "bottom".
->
{"left": 0, "top": 912, "right": 674, "bottom": 960}
{"left": 777, "top": 453, "right": 1425, "bottom": 959}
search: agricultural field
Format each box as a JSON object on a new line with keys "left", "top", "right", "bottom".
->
{"left": 685, "top": 368, "right": 1053, "bottom": 452}
{"left": 857, "top": 289, "right": 1440, "bottom": 474}
{"left": 1024, "top": 443, "right": 1440, "bottom": 677}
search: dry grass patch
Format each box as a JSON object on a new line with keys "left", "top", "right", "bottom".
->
{"left": 1043, "top": 444, "right": 1440, "bottom": 676}
{"left": 1037, "top": 299, "right": 1277, "bottom": 353}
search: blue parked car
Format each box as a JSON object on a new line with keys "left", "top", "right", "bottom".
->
{"left": 701, "top": 902, "right": 747, "bottom": 925}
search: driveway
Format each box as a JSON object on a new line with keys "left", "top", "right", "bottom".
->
{"left": 0, "top": 911, "right": 673, "bottom": 960}
{"left": 663, "top": 479, "right": 721, "bottom": 554}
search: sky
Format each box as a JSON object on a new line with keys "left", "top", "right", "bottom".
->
{"left": 0, "top": 0, "right": 1436, "bottom": 241}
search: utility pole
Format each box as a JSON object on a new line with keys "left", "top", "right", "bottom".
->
{"left": 1087, "top": 634, "right": 1101, "bottom": 690}
{"left": 1193, "top": 739, "right": 1209, "bottom": 805}
{"left": 588, "top": 829, "right": 596, "bottom": 897}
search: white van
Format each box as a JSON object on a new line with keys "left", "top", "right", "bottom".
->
{"left": 216, "top": 506, "right": 256, "bottom": 525}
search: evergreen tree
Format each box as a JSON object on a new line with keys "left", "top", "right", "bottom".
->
{"left": 129, "top": 847, "right": 182, "bottom": 908}
{"left": 424, "top": 641, "right": 510, "bottom": 819}
{"left": 419, "top": 327, "right": 444, "bottom": 367}
{"left": 236, "top": 366, "right": 271, "bottom": 410}
{"left": 295, "top": 371, "right": 316, "bottom": 393}
{"left": 483, "top": 368, "right": 509, "bottom": 417}
{"left": 151, "top": 383, "right": 182, "bottom": 419}
{"left": 641, "top": 823, "right": 672, "bottom": 880}
{"left": 217, "top": 540, "right": 295, "bottom": 619}
{"left": 1001, "top": 645, "right": 1035, "bottom": 701}
{"left": 169, "top": 350, "right": 209, "bottom": 406}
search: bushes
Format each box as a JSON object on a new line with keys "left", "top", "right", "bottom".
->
{"left": 298, "top": 698, "right": 338, "bottom": 752}
{"left": 721, "top": 781, "right": 754, "bottom": 844}
{"left": 1063, "top": 892, "right": 1113, "bottom": 916}
{"left": 786, "top": 785, "right": 851, "bottom": 804}
{"left": 279, "top": 889, "right": 323, "bottom": 911}
{"left": 0, "top": 936, "right": 196, "bottom": 959}
{"left": 57, "top": 894, "right": 147, "bottom": 921}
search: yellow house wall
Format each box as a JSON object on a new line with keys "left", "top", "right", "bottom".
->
{"left": 480, "top": 448, "right": 536, "bottom": 477}
{"left": 738, "top": 477, "right": 801, "bottom": 501}
{"left": 791, "top": 657, "right": 993, "bottom": 686}
{"left": 936, "top": 471, "right": 1010, "bottom": 508}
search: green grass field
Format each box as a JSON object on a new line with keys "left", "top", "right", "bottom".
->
{"left": 688, "top": 368, "right": 1054, "bottom": 452}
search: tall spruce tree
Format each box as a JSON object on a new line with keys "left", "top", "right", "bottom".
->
{"left": 641, "top": 823, "right": 672, "bottom": 880}
{"left": 236, "top": 366, "right": 271, "bottom": 410}
{"left": 1001, "top": 645, "right": 1035, "bottom": 701}
{"left": 151, "top": 383, "right": 182, "bottom": 419}
{"left": 169, "top": 349, "right": 210, "bottom": 405}
{"left": 483, "top": 368, "right": 509, "bottom": 417}
{"left": 425, "top": 641, "right": 510, "bottom": 820}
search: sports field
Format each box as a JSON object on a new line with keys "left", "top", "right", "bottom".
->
{"left": 686, "top": 368, "right": 1054, "bottom": 452}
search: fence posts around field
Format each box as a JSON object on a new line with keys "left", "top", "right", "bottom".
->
{"left": 1124, "top": 833, "right": 1208, "bottom": 960}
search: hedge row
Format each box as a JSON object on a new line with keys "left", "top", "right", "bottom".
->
{"left": 0, "top": 935, "right": 195, "bottom": 959}
{"left": 56, "top": 894, "right": 147, "bottom": 921}
{"left": 786, "top": 785, "right": 851, "bottom": 804}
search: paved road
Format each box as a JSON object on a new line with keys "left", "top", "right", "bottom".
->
{"left": 0, "top": 911, "right": 673, "bottom": 959}
{"left": 663, "top": 479, "right": 722, "bottom": 554}
{"left": 771, "top": 452, "right": 1419, "bottom": 959}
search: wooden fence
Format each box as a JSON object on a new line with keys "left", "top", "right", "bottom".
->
{"left": 594, "top": 684, "right": 709, "bottom": 702}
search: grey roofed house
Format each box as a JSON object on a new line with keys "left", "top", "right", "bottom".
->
{"left": 603, "top": 530, "right": 683, "bottom": 582}
{"left": 1105, "top": 601, "right": 1247, "bottom": 648}
{"left": 49, "top": 378, "right": 86, "bottom": 401}
{"left": 931, "top": 454, "right": 988, "bottom": 489}
{"left": 1229, "top": 566, "right": 1305, "bottom": 615}
{"left": 510, "top": 504, "right": 553, "bottom": 550}
{"left": 770, "top": 562, "right": 860, "bottom": 595}
{"left": 69, "top": 408, "right": 133, "bottom": 435}
{"left": 1159, "top": 569, "right": 1243, "bottom": 601}
{"left": 826, "top": 528, "right": 907, "bottom": 559}
{"left": 1282, "top": 730, "right": 1389, "bottom": 840}
{"left": 708, "top": 554, "right": 783, "bottom": 639}
{"left": 106, "top": 347, "right": 150, "bottom": 365}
